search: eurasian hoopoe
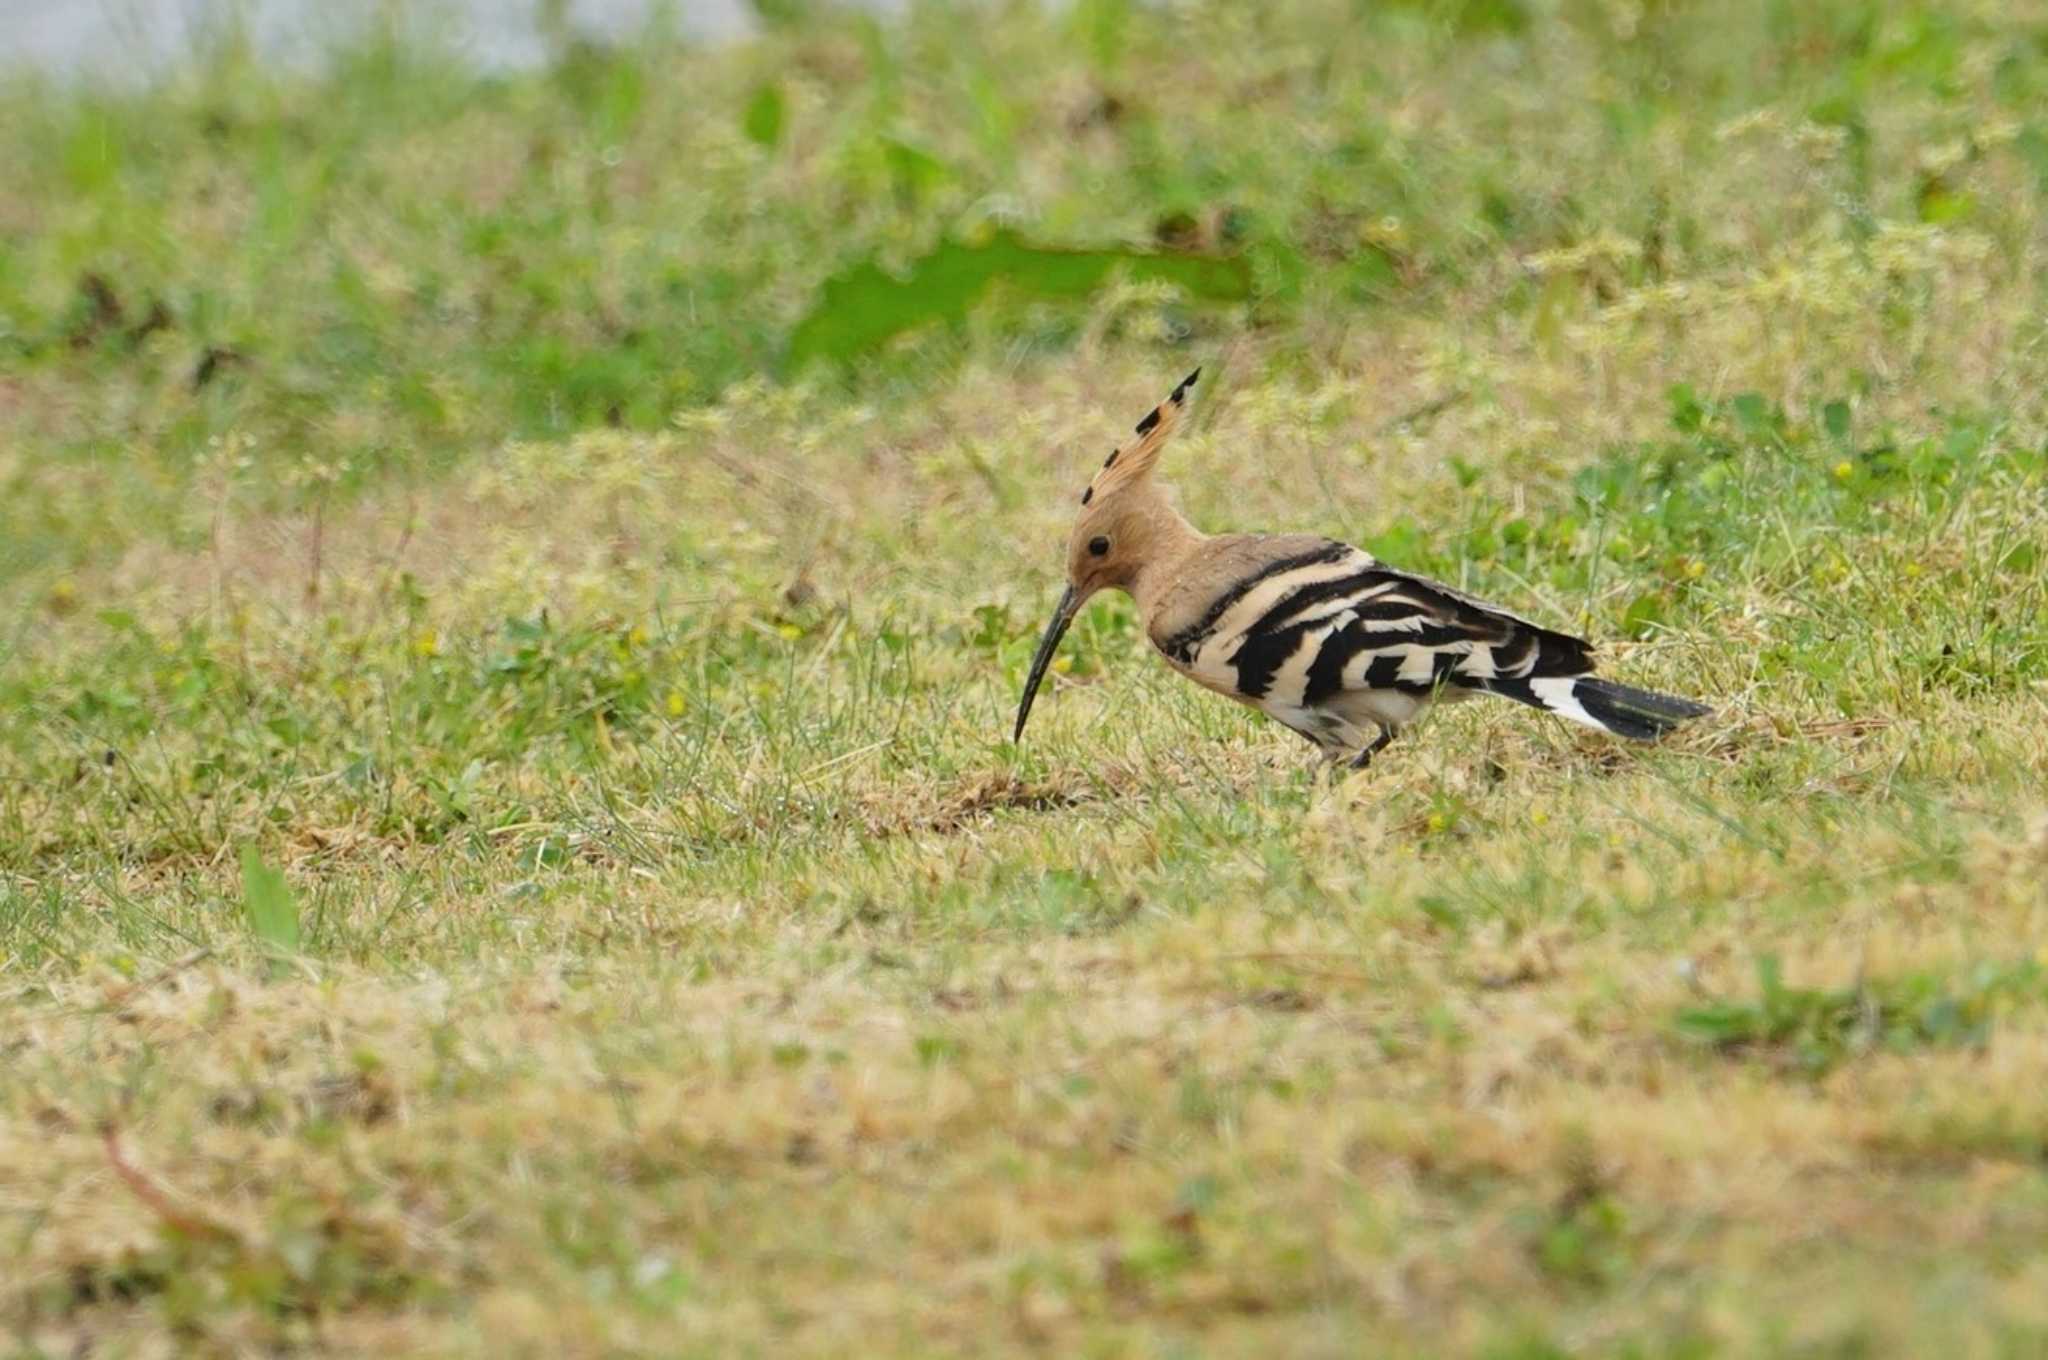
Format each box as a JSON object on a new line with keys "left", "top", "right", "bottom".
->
{"left": 1013, "top": 370, "right": 1710, "bottom": 768}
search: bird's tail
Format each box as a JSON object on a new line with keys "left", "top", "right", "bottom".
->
{"left": 1482, "top": 675, "right": 1710, "bottom": 741}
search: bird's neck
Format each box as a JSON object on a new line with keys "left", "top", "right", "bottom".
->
{"left": 1127, "top": 501, "right": 1206, "bottom": 618}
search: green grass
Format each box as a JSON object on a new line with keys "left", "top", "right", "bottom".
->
{"left": 5, "top": 0, "right": 2048, "bottom": 1354}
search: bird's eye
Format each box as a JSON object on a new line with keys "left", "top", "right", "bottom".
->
{"left": 1087, "top": 535, "right": 1111, "bottom": 557}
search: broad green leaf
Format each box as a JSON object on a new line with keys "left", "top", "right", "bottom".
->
{"left": 786, "top": 229, "right": 1253, "bottom": 369}
{"left": 742, "top": 83, "right": 784, "bottom": 149}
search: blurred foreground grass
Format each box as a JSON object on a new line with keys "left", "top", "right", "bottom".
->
{"left": 5, "top": 1, "right": 2048, "bottom": 1354}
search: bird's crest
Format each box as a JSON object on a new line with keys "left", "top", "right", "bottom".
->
{"left": 1080, "top": 368, "right": 1199, "bottom": 508}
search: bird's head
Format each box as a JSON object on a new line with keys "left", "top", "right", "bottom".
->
{"left": 1014, "top": 368, "right": 1200, "bottom": 742}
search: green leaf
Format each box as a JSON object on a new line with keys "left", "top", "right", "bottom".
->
{"left": 1385, "top": 0, "right": 1530, "bottom": 37}
{"left": 742, "top": 83, "right": 784, "bottom": 149}
{"left": 1822, "top": 400, "right": 1851, "bottom": 440}
{"left": 785, "top": 228, "right": 1253, "bottom": 369}
{"left": 1917, "top": 184, "right": 1973, "bottom": 224}
{"left": 880, "top": 135, "right": 948, "bottom": 204}
{"left": 1667, "top": 383, "right": 1704, "bottom": 433}
{"left": 1619, "top": 589, "right": 1668, "bottom": 639}
{"left": 1730, "top": 391, "right": 1774, "bottom": 435}
{"left": 241, "top": 845, "right": 301, "bottom": 954}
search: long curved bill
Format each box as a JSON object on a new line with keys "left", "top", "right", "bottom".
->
{"left": 1013, "top": 585, "right": 1081, "bottom": 742}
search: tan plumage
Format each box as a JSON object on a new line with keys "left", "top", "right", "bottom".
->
{"left": 1013, "top": 370, "right": 1711, "bottom": 767}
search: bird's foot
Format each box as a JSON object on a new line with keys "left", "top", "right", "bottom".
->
{"left": 1345, "top": 727, "right": 1397, "bottom": 772}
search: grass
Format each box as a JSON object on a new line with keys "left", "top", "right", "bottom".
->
{"left": 4, "top": 0, "right": 2048, "bottom": 1353}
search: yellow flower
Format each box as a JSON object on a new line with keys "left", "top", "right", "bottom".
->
{"left": 1833, "top": 460, "right": 1854, "bottom": 480}
{"left": 413, "top": 630, "right": 439, "bottom": 658}
{"left": 627, "top": 625, "right": 649, "bottom": 648}
{"left": 1051, "top": 655, "right": 1073, "bottom": 675}
{"left": 776, "top": 622, "right": 803, "bottom": 641}
{"left": 666, "top": 690, "right": 686, "bottom": 717}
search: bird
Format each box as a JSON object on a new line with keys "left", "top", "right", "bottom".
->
{"left": 1012, "top": 369, "right": 1710, "bottom": 768}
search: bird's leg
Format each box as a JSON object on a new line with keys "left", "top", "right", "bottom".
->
{"left": 1347, "top": 725, "right": 1397, "bottom": 771}
{"left": 1274, "top": 714, "right": 1337, "bottom": 759}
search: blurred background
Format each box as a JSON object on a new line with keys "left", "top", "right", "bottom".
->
{"left": 8, "top": 0, "right": 2040, "bottom": 575}
{"left": 0, "top": 0, "right": 782, "bottom": 80}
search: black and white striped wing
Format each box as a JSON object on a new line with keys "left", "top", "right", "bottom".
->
{"left": 1158, "top": 540, "right": 1595, "bottom": 731}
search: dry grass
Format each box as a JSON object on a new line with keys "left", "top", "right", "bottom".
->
{"left": 6, "top": 1, "right": 2048, "bottom": 1354}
